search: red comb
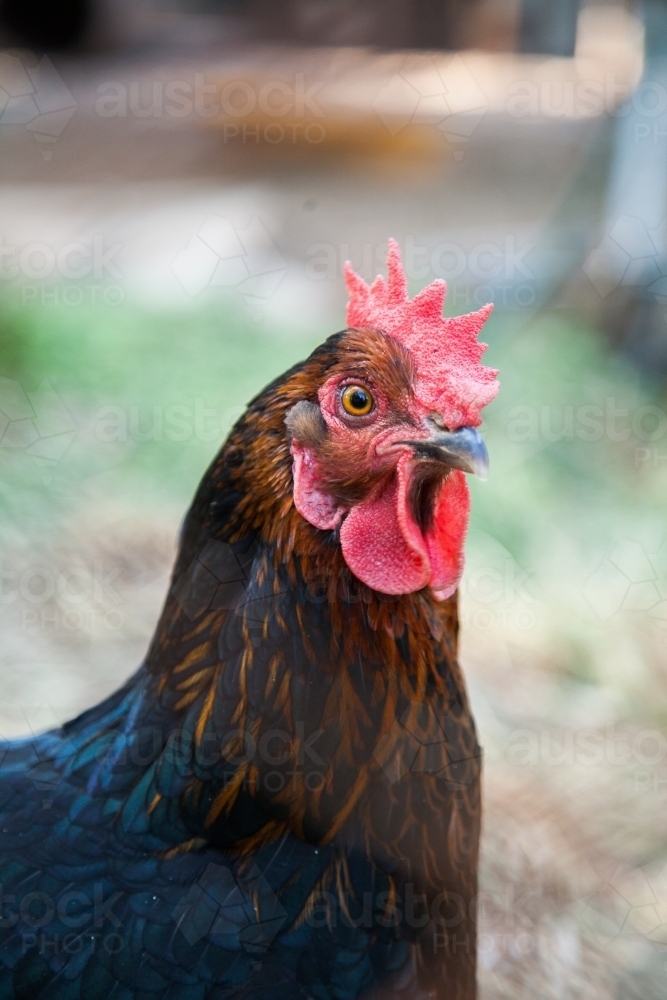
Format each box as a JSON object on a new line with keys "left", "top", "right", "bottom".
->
{"left": 344, "top": 239, "right": 498, "bottom": 427}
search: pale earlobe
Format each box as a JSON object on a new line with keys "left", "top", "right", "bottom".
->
{"left": 291, "top": 441, "right": 345, "bottom": 531}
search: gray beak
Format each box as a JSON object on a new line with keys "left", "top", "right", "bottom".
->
{"left": 398, "top": 424, "right": 489, "bottom": 480}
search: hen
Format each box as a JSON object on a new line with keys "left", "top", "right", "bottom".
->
{"left": 0, "top": 241, "right": 498, "bottom": 1000}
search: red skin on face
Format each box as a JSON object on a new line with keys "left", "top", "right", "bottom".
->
{"left": 292, "top": 374, "right": 471, "bottom": 599}
{"left": 291, "top": 240, "right": 497, "bottom": 599}
{"left": 340, "top": 455, "right": 470, "bottom": 598}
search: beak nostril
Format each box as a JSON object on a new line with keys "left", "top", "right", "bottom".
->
{"left": 428, "top": 413, "right": 449, "bottom": 432}
{"left": 396, "top": 425, "right": 489, "bottom": 480}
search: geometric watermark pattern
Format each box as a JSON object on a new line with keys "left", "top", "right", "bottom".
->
{"left": 0, "top": 378, "right": 77, "bottom": 479}
{"left": 583, "top": 538, "right": 667, "bottom": 627}
{"left": 0, "top": 53, "right": 76, "bottom": 161}
{"left": 583, "top": 214, "right": 664, "bottom": 299}
{"left": 579, "top": 861, "right": 667, "bottom": 951}
{"left": 373, "top": 700, "right": 479, "bottom": 788}
{"left": 171, "top": 216, "right": 286, "bottom": 312}
{"left": 172, "top": 863, "right": 287, "bottom": 952}
{"left": 372, "top": 55, "right": 488, "bottom": 160}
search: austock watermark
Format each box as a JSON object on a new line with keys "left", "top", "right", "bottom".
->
{"left": 507, "top": 724, "right": 667, "bottom": 798}
{"left": 148, "top": 861, "right": 667, "bottom": 955}
{"left": 54, "top": 718, "right": 476, "bottom": 797}
{"left": 459, "top": 557, "right": 536, "bottom": 634}
{"left": 306, "top": 235, "right": 536, "bottom": 309}
{"left": 504, "top": 75, "right": 643, "bottom": 123}
{"left": 5, "top": 869, "right": 663, "bottom": 960}
{"left": 0, "top": 881, "right": 125, "bottom": 958}
{"left": 506, "top": 398, "right": 667, "bottom": 455}
{"left": 0, "top": 235, "right": 124, "bottom": 306}
{"left": 93, "top": 398, "right": 245, "bottom": 444}
{"left": 95, "top": 74, "right": 666, "bottom": 134}
{"left": 506, "top": 725, "right": 667, "bottom": 770}
{"left": 170, "top": 537, "right": 536, "bottom": 632}
{"left": 4, "top": 221, "right": 539, "bottom": 314}
{"left": 0, "top": 874, "right": 484, "bottom": 960}
{"left": 95, "top": 73, "right": 326, "bottom": 144}
{"left": 94, "top": 56, "right": 488, "bottom": 156}
{"left": 0, "top": 557, "right": 125, "bottom": 634}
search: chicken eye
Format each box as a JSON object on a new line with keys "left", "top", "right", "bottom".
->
{"left": 341, "top": 385, "right": 374, "bottom": 416}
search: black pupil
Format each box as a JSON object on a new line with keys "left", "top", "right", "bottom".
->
{"left": 349, "top": 389, "right": 368, "bottom": 411}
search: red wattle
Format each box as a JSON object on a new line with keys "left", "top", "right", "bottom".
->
{"left": 339, "top": 454, "right": 430, "bottom": 595}
{"left": 294, "top": 443, "right": 471, "bottom": 599}
{"left": 425, "top": 470, "right": 470, "bottom": 600}
{"left": 339, "top": 459, "right": 470, "bottom": 598}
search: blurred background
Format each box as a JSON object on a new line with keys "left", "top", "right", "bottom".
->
{"left": 0, "top": 0, "right": 666, "bottom": 995}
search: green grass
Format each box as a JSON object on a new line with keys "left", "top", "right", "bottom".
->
{"left": 0, "top": 295, "right": 326, "bottom": 519}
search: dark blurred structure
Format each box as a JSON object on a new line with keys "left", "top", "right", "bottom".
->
{"left": 0, "top": 0, "right": 90, "bottom": 50}
{"left": 240, "top": 0, "right": 465, "bottom": 49}
{"left": 205, "top": 0, "right": 581, "bottom": 53}
{"left": 0, "top": 0, "right": 589, "bottom": 55}
{"left": 518, "top": 0, "right": 581, "bottom": 56}
{"left": 591, "top": 0, "right": 667, "bottom": 378}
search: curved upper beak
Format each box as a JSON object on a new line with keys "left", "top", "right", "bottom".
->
{"left": 397, "top": 423, "right": 489, "bottom": 480}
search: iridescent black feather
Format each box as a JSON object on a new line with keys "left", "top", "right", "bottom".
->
{"left": 0, "top": 331, "right": 481, "bottom": 999}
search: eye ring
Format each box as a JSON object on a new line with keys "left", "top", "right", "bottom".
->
{"left": 341, "top": 384, "right": 374, "bottom": 417}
